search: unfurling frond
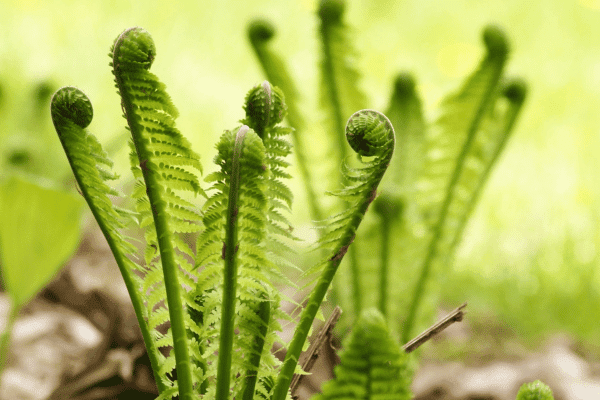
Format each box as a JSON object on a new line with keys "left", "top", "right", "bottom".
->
{"left": 312, "top": 308, "right": 412, "bottom": 400}
{"left": 51, "top": 86, "right": 167, "bottom": 392}
{"left": 403, "top": 25, "right": 522, "bottom": 341}
{"left": 111, "top": 27, "right": 203, "bottom": 397}
{"left": 273, "top": 109, "right": 395, "bottom": 400}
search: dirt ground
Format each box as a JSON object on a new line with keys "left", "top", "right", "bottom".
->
{"left": 1, "top": 228, "right": 599, "bottom": 400}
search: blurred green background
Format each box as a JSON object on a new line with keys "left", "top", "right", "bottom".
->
{"left": 1, "top": 0, "right": 599, "bottom": 351}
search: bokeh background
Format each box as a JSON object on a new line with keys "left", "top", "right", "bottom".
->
{"left": 1, "top": 0, "right": 600, "bottom": 397}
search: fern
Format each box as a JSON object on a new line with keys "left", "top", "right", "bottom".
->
{"left": 248, "top": 20, "right": 325, "bottom": 222}
{"left": 312, "top": 308, "right": 412, "bottom": 400}
{"left": 111, "top": 27, "right": 203, "bottom": 398}
{"left": 50, "top": 86, "right": 167, "bottom": 392}
{"left": 516, "top": 381, "right": 555, "bottom": 400}
{"left": 194, "top": 82, "right": 296, "bottom": 400}
{"left": 318, "top": 0, "right": 368, "bottom": 164}
{"left": 272, "top": 109, "right": 395, "bottom": 400}
{"left": 402, "top": 26, "right": 525, "bottom": 341}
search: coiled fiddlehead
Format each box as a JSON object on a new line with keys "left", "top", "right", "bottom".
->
{"left": 273, "top": 109, "right": 395, "bottom": 400}
{"left": 50, "top": 86, "right": 167, "bottom": 392}
{"left": 516, "top": 381, "right": 554, "bottom": 400}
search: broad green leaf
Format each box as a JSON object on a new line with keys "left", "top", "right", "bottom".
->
{"left": 0, "top": 176, "right": 82, "bottom": 308}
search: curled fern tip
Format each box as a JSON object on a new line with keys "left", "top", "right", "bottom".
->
{"left": 483, "top": 25, "right": 509, "bottom": 59}
{"left": 243, "top": 81, "right": 286, "bottom": 137}
{"left": 248, "top": 19, "right": 275, "bottom": 44}
{"left": 112, "top": 27, "right": 156, "bottom": 71}
{"left": 51, "top": 86, "right": 93, "bottom": 128}
{"left": 319, "top": 0, "right": 345, "bottom": 24}
{"left": 346, "top": 109, "right": 395, "bottom": 157}
{"left": 394, "top": 73, "right": 417, "bottom": 98}
{"left": 504, "top": 78, "right": 527, "bottom": 104}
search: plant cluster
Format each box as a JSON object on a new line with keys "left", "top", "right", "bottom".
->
{"left": 1, "top": 1, "right": 560, "bottom": 399}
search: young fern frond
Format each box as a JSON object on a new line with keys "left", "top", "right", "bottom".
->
{"left": 273, "top": 109, "right": 395, "bottom": 400}
{"left": 242, "top": 81, "right": 298, "bottom": 274}
{"left": 248, "top": 20, "right": 325, "bottom": 222}
{"left": 516, "top": 381, "right": 555, "bottom": 400}
{"left": 50, "top": 87, "right": 167, "bottom": 392}
{"left": 318, "top": 0, "right": 368, "bottom": 164}
{"left": 111, "top": 27, "right": 203, "bottom": 398}
{"left": 195, "top": 114, "right": 288, "bottom": 399}
{"left": 403, "top": 26, "right": 514, "bottom": 341}
{"left": 312, "top": 308, "right": 412, "bottom": 400}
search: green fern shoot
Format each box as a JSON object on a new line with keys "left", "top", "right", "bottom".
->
{"left": 272, "top": 109, "right": 395, "bottom": 400}
{"left": 312, "top": 308, "right": 412, "bottom": 400}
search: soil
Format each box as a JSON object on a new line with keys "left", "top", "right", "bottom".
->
{"left": 1, "top": 228, "right": 599, "bottom": 400}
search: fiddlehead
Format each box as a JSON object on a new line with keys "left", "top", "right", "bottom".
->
{"left": 516, "top": 381, "right": 554, "bottom": 400}
{"left": 111, "top": 27, "right": 202, "bottom": 398}
{"left": 50, "top": 86, "right": 167, "bottom": 393}
{"left": 273, "top": 110, "right": 395, "bottom": 400}
{"left": 312, "top": 308, "right": 412, "bottom": 400}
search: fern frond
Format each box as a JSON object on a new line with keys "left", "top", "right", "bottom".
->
{"left": 194, "top": 123, "right": 288, "bottom": 400}
{"left": 312, "top": 308, "right": 412, "bottom": 400}
{"left": 318, "top": 0, "right": 368, "bottom": 164}
{"left": 273, "top": 110, "right": 395, "bottom": 400}
{"left": 50, "top": 86, "right": 167, "bottom": 393}
{"left": 111, "top": 27, "right": 203, "bottom": 398}
{"left": 242, "top": 81, "right": 298, "bottom": 267}
{"left": 403, "top": 26, "right": 514, "bottom": 341}
{"left": 248, "top": 20, "right": 325, "bottom": 222}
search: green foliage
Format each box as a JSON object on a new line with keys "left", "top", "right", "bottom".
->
{"left": 313, "top": 308, "right": 412, "bottom": 400}
{"left": 247, "top": 0, "right": 526, "bottom": 344}
{"left": 0, "top": 175, "right": 82, "bottom": 372}
{"left": 0, "top": 176, "right": 82, "bottom": 308}
{"left": 516, "top": 380, "right": 554, "bottom": 400}
{"left": 273, "top": 110, "right": 395, "bottom": 400}
{"left": 51, "top": 25, "right": 393, "bottom": 400}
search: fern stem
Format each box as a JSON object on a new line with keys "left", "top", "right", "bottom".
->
{"left": 239, "top": 295, "right": 271, "bottom": 400}
{"left": 348, "top": 245, "right": 362, "bottom": 316}
{"left": 378, "top": 212, "right": 391, "bottom": 318}
{"left": 215, "top": 125, "right": 250, "bottom": 400}
{"left": 402, "top": 33, "right": 508, "bottom": 342}
{"left": 319, "top": 3, "right": 349, "bottom": 164}
{"left": 272, "top": 110, "right": 394, "bottom": 400}
{"left": 448, "top": 80, "right": 526, "bottom": 252}
{"left": 112, "top": 28, "right": 194, "bottom": 399}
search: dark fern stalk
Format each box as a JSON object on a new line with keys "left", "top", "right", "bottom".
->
{"left": 402, "top": 26, "right": 511, "bottom": 342}
{"left": 111, "top": 27, "right": 202, "bottom": 399}
{"left": 50, "top": 87, "right": 167, "bottom": 393}
{"left": 272, "top": 110, "right": 395, "bottom": 400}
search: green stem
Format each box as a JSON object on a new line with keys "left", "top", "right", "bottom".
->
{"left": 113, "top": 30, "right": 194, "bottom": 398}
{"left": 402, "top": 57, "right": 506, "bottom": 343}
{"left": 320, "top": 21, "right": 349, "bottom": 165}
{"left": 239, "top": 295, "right": 271, "bottom": 400}
{"left": 75, "top": 178, "right": 167, "bottom": 393}
{"left": 378, "top": 215, "right": 391, "bottom": 318}
{"left": 348, "top": 244, "right": 362, "bottom": 316}
{"left": 0, "top": 304, "right": 19, "bottom": 373}
{"left": 215, "top": 125, "right": 250, "bottom": 400}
